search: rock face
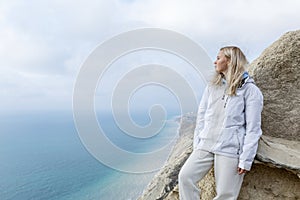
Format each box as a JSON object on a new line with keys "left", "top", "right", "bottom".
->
{"left": 138, "top": 30, "right": 300, "bottom": 200}
{"left": 248, "top": 30, "right": 300, "bottom": 141}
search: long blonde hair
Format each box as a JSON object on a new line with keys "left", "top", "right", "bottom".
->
{"left": 212, "top": 46, "right": 248, "bottom": 96}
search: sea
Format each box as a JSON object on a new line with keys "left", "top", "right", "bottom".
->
{"left": 0, "top": 110, "right": 180, "bottom": 200}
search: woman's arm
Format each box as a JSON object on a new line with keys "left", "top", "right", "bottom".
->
{"left": 238, "top": 84, "right": 263, "bottom": 171}
{"left": 193, "top": 86, "right": 209, "bottom": 149}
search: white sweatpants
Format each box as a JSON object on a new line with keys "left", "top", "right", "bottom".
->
{"left": 178, "top": 149, "right": 244, "bottom": 200}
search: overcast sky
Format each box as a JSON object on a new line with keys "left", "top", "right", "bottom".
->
{"left": 1, "top": 0, "right": 299, "bottom": 113}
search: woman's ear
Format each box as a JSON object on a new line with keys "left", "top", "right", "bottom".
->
{"left": 226, "top": 58, "right": 230, "bottom": 65}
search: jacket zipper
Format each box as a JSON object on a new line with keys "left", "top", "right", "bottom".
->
{"left": 222, "top": 90, "right": 229, "bottom": 108}
{"left": 236, "top": 129, "right": 240, "bottom": 155}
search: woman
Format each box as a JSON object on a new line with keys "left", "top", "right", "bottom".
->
{"left": 178, "top": 46, "right": 263, "bottom": 200}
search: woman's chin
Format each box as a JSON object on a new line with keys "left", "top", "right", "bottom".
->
{"left": 215, "top": 69, "right": 222, "bottom": 74}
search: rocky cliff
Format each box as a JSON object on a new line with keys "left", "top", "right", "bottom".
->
{"left": 138, "top": 30, "right": 300, "bottom": 200}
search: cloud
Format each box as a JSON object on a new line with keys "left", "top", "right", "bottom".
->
{"left": 1, "top": 0, "right": 299, "bottom": 111}
{"left": 0, "top": 66, "right": 74, "bottom": 111}
{"left": 117, "top": 0, "right": 300, "bottom": 60}
{"left": 0, "top": 0, "right": 123, "bottom": 75}
{"left": 0, "top": 0, "right": 124, "bottom": 111}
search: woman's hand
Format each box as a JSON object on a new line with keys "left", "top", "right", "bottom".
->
{"left": 237, "top": 167, "right": 247, "bottom": 175}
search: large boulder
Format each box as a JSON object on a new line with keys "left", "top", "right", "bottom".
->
{"left": 138, "top": 30, "right": 300, "bottom": 200}
{"left": 248, "top": 30, "right": 300, "bottom": 141}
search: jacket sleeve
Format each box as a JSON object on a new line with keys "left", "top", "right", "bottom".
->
{"left": 193, "top": 85, "right": 209, "bottom": 149}
{"left": 239, "top": 84, "right": 263, "bottom": 171}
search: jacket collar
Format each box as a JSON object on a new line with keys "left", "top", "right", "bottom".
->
{"left": 239, "top": 71, "right": 254, "bottom": 89}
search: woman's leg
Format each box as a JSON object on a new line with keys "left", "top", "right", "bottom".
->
{"left": 213, "top": 154, "right": 245, "bottom": 200}
{"left": 178, "top": 150, "right": 214, "bottom": 200}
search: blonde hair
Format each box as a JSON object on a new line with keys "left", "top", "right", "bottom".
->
{"left": 212, "top": 46, "right": 248, "bottom": 96}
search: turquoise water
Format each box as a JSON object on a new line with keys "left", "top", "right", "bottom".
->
{"left": 0, "top": 111, "right": 179, "bottom": 200}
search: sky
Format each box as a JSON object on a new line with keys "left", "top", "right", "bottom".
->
{"left": 1, "top": 0, "right": 300, "bottom": 113}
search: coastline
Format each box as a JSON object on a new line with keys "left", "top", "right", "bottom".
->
{"left": 138, "top": 112, "right": 196, "bottom": 200}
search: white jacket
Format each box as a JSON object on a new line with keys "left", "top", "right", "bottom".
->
{"left": 193, "top": 76, "right": 263, "bottom": 171}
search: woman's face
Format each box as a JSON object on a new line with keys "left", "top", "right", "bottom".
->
{"left": 214, "top": 50, "right": 229, "bottom": 74}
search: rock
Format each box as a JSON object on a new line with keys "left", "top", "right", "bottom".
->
{"left": 256, "top": 135, "right": 300, "bottom": 177}
{"left": 138, "top": 30, "right": 300, "bottom": 200}
{"left": 248, "top": 30, "right": 300, "bottom": 141}
{"left": 239, "top": 163, "right": 300, "bottom": 200}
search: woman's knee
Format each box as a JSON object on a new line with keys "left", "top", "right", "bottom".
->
{"left": 178, "top": 165, "right": 192, "bottom": 185}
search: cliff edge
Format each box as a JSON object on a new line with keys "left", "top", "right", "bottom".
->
{"left": 138, "top": 30, "right": 300, "bottom": 200}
